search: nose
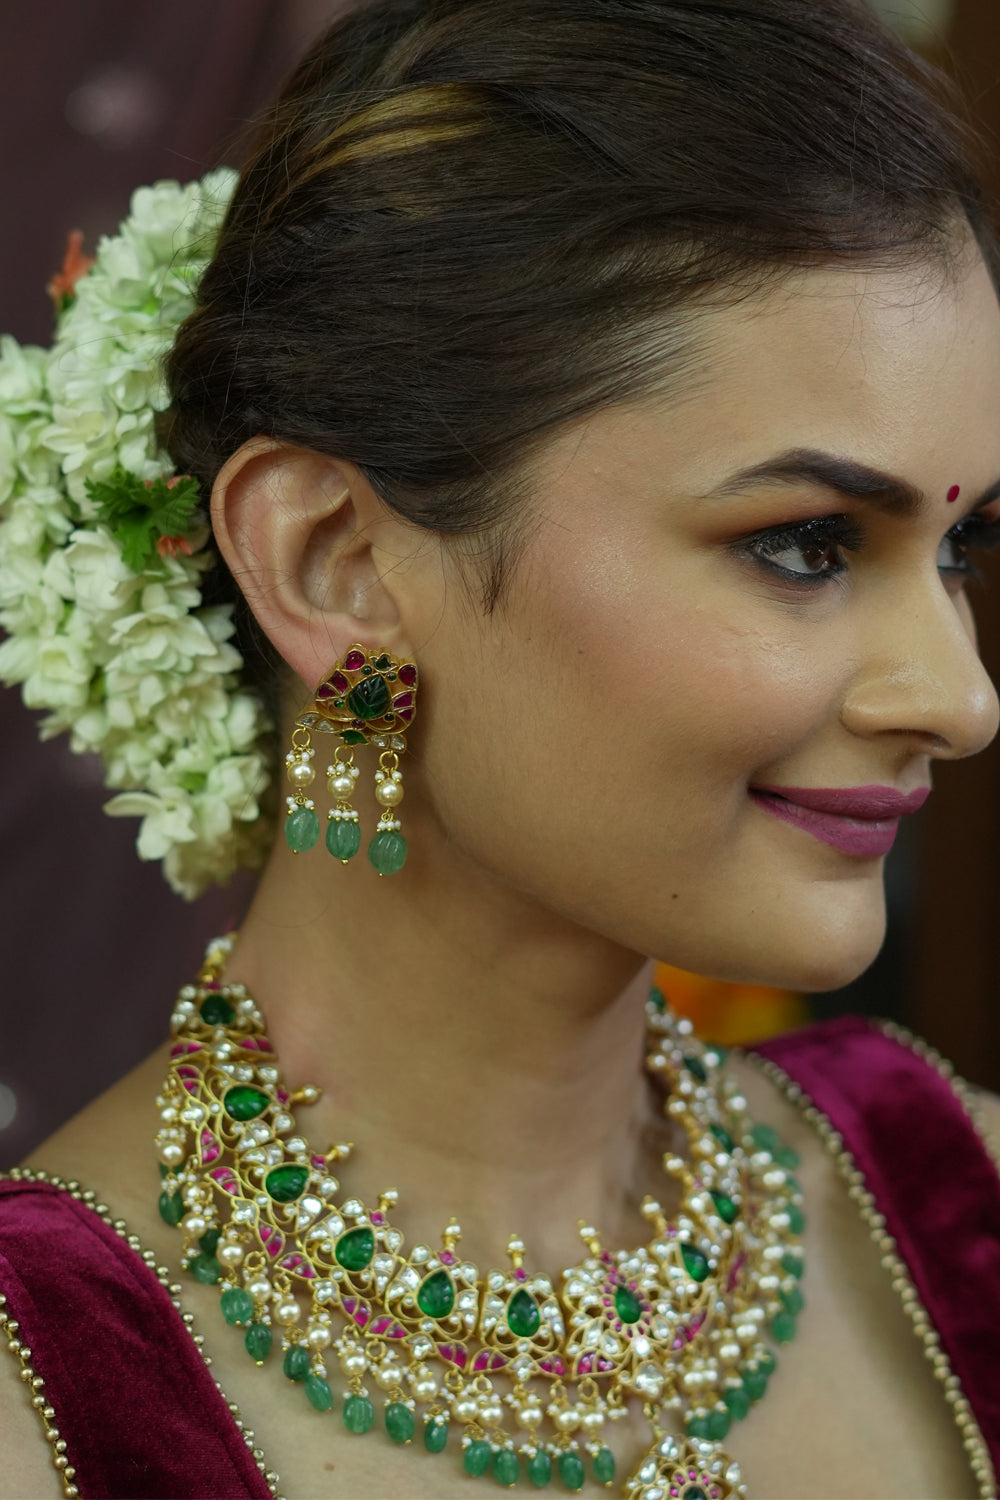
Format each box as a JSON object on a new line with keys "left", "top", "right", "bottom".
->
{"left": 839, "top": 575, "right": 1000, "bottom": 760}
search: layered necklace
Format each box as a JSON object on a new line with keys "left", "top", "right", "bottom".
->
{"left": 155, "top": 934, "right": 806, "bottom": 1498}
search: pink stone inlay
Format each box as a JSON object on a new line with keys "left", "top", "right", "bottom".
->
{"left": 371, "top": 1212, "right": 385, "bottom": 1225}
{"left": 397, "top": 664, "right": 417, "bottom": 686}
{"left": 200, "top": 1130, "right": 221, "bottom": 1164}
{"left": 397, "top": 708, "right": 415, "bottom": 723}
{"left": 370, "top": 1315, "right": 392, "bottom": 1336}
{"left": 514, "top": 1268, "right": 527, "bottom": 1281}
{"left": 316, "top": 684, "right": 336, "bottom": 699}
{"left": 577, "top": 1354, "right": 594, "bottom": 1374}
{"left": 260, "top": 1226, "right": 284, "bottom": 1258}
{"left": 276, "top": 1087, "right": 290, "bottom": 1104}
{"left": 391, "top": 692, "right": 414, "bottom": 709}
{"left": 311, "top": 1155, "right": 326, "bottom": 1169}
{"left": 344, "top": 650, "right": 365, "bottom": 671}
{"left": 439, "top": 1250, "right": 457, "bottom": 1266}
{"left": 440, "top": 1344, "right": 468, "bottom": 1368}
{"left": 332, "top": 672, "right": 350, "bottom": 693}
{"left": 210, "top": 1167, "right": 238, "bottom": 1194}
{"left": 170, "top": 1041, "right": 202, "bottom": 1057}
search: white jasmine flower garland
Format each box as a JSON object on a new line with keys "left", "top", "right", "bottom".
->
{"left": 0, "top": 170, "right": 276, "bottom": 900}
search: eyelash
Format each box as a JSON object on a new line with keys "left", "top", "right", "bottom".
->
{"left": 739, "top": 512, "right": 1000, "bottom": 586}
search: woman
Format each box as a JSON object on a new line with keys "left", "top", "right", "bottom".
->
{"left": 1, "top": 0, "right": 999, "bottom": 1495}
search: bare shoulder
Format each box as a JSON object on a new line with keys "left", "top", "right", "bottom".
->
{"left": 0, "top": 1335, "right": 65, "bottom": 1499}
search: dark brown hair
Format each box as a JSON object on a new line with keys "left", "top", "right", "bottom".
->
{"left": 164, "top": 0, "right": 997, "bottom": 715}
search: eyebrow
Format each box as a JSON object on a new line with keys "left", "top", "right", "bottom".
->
{"left": 704, "top": 447, "right": 1000, "bottom": 516}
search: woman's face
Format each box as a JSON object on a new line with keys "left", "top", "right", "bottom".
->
{"left": 415, "top": 249, "right": 1000, "bottom": 991}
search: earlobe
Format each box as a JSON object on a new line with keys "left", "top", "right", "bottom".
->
{"left": 209, "top": 437, "right": 407, "bottom": 694}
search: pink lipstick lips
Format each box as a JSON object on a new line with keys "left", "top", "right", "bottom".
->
{"left": 748, "top": 783, "right": 931, "bottom": 858}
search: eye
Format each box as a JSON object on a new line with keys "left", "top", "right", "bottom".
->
{"left": 737, "top": 515, "right": 865, "bottom": 584}
{"left": 937, "top": 511, "right": 1000, "bottom": 577}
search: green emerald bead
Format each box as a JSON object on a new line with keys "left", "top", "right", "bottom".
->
{"left": 464, "top": 1440, "right": 493, "bottom": 1476}
{"left": 710, "top": 1191, "right": 738, "bottom": 1224}
{"left": 417, "top": 1267, "right": 455, "bottom": 1319}
{"left": 493, "top": 1448, "right": 520, "bottom": 1486}
{"left": 199, "top": 1227, "right": 220, "bottom": 1256}
{"left": 335, "top": 1226, "right": 375, "bottom": 1272}
{"left": 347, "top": 674, "right": 391, "bottom": 720}
{"left": 686, "top": 1415, "right": 712, "bottom": 1440}
{"left": 424, "top": 1417, "right": 449, "bottom": 1453}
{"left": 189, "top": 1253, "right": 221, "bottom": 1285}
{"left": 265, "top": 1164, "right": 310, "bottom": 1203}
{"left": 706, "top": 1408, "right": 731, "bottom": 1441}
{"left": 368, "top": 829, "right": 408, "bottom": 876}
{"left": 244, "top": 1322, "right": 272, "bottom": 1363}
{"left": 200, "top": 992, "right": 235, "bottom": 1025}
{"left": 781, "top": 1285, "right": 804, "bottom": 1316}
{"left": 557, "top": 1451, "right": 586, "bottom": 1491}
{"left": 613, "top": 1284, "right": 643, "bottom": 1324}
{"left": 158, "top": 1189, "right": 183, "bottom": 1227}
{"left": 326, "top": 817, "right": 361, "bottom": 862}
{"left": 741, "top": 1368, "right": 767, "bottom": 1401}
{"left": 787, "top": 1203, "right": 806, "bottom": 1235}
{"left": 750, "top": 1122, "right": 780, "bottom": 1153}
{"left": 224, "top": 1085, "right": 270, "bottom": 1121}
{"left": 305, "top": 1374, "right": 333, "bottom": 1412}
{"left": 680, "top": 1242, "right": 710, "bottom": 1282}
{"left": 710, "top": 1122, "right": 735, "bottom": 1152}
{"left": 528, "top": 1450, "right": 553, "bottom": 1487}
{"left": 341, "top": 729, "right": 367, "bottom": 745}
{"left": 647, "top": 986, "right": 667, "bottom": 1012}
{"left": 221, "top": 1287, "right": 254, "bottom": 1326}
{"left": 723, "top": 1386, "right": 750, "bottom": 1422}
{"left": 774, "top": 1145, "right": 801, "bottom": 1169}
{"left": 593, "top": 1447, "right": 616, "bottom": 1484}
{"left": 284, "top": 805, "right": 320, "bottom": 853}
{"left": 343, "top": 1393, "right": 374, "bottom": 1434}
{"left": 781, "top": 1251, "right": 805, "bottom": 1279}
{"left": 771, "top": 1310, "right": 798, "bottom": 1343}
{"left": 385, "top": 1401, "right": 415, "bottom": 1444}
{"left": 759, "top": 1350, "right": 777, "bottom": 1376}
{"left": 507, "top": 1287, "right": 541, "bottom": 1338}
{"left": 683, "top": 1054, "right": 708, "bottom": 1082}
{"left": 283, "top": 1344, "right": 311, "bottom": 1382}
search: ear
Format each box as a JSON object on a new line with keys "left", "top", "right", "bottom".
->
{"left": 210, "top": 438, "right": 429, "bottom": 694}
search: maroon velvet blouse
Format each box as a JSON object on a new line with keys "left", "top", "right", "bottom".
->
{"left": 1, "top": 1015, "right": 998, "bottom": 1498}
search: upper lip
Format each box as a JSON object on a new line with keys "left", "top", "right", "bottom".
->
{"left": 750, "top": 784, "right": 931, "bottom": 819}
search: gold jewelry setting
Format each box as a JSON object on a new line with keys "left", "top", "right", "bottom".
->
{"left": 155, "top": 934, "right": 809, "bottom": 1496}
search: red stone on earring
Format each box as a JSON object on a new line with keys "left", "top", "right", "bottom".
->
{"left": 397, "top": 663, "right": 417, "bottom": 686}
{"left": 344, "top": 650, "right": 366, "bottom": 671}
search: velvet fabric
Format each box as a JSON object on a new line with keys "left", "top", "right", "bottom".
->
{"left": 752, "top": 1015, "right": 1000, "bottom": 1471}
{"left": 0, "top": 1015, "right": 997, "bottom": 1496}
{"left": 0, "top": 1180, "right": 271, "bottom": 1499}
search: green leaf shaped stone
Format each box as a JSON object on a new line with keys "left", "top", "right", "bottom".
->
{"left": 335, "top": 1226, "right": 375, "bottom": 1272}
{"left": 417, "top": 1268, "right": 455, "bottom": 1319}
{"left": 224, "top": 1086, "right": 270, "bottom": 1121}
{"left": 507, "top": 1287, "right": 541, "bottom": 1338}
{"left": 265, "top": 1164, "right": 310, "bottom": 1203}
{"left": 347, "top": 674, "right": 390, "bottom": 720}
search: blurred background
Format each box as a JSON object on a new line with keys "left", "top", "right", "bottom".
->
{"left": 2, "top": 0, "right": 1000, "bottom": 1166}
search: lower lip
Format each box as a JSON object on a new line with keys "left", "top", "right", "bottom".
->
{"left": 749, "top": 790, "right": 899, "bottom": 858}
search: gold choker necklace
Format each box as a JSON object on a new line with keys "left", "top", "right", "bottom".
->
{"left": 155, "top": 934, "right": 806, "bottom": 1498}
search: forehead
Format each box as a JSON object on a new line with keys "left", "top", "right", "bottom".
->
{"left": 539, "top": 250, "right": 1000, "bottom": 505}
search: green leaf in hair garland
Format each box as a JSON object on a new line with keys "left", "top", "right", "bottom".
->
{"left": 85, "top": 466, "right": 202, "bottom": 573}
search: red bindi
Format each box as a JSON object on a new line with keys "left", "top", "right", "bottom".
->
{"left": 947, "top": 484, "right": 961, "bottom": 503}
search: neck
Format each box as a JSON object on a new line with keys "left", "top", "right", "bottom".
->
{"left": 223, "top": 831, "right": 680, "bottom": 1273}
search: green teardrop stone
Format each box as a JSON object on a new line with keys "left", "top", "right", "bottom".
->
{"left": 706, "top": 1408, "right": 731, "bottom": 1441}
{"left": 613, "top": 1284, "right": 643, "bottom": 1324}
{"left": 326, "top": 817, "right": 361, "bottom": 862}
{"left": 343, "top": 1394, "right": 374, "bottom": 1433}
{"left": 385, "top": 1401, "right": 415, "bottom": 1444}
{"left": 285, "top": 805, "right": 320, "bottom": 853}
{"left": 683, "top": 1054, "right": 708, "bottom": 1082}
{"left": 464, "top": 1440, "right": 493, "bottom": 1476}
{"left": 750, "top": 1122, "right": 780, "bottom": 1153}
{"left": 265, "top": 1164, "right": 310, "bottom": 1203}
{"left": 781, "top": 1251, "right": 805, "bottom": 1279}
{"left": 305, "top": 1373, "right": 333, "bottom": 1412}
{"left": 368, "top": 829, "right": 408, "bottom": 876}
{"left": 220, "top": 1287, "right": 254, "bottom": 1326}
{"left": 283, "top": 1344, "right": 311, "bottom": 1381}
{"left": 493, "top": 1448, "right": 520, "bottom": 1486}
{"left": 781, "top": 1285, "right": 804, "bottom": 1316}
{"left": 557, "top": 1451, "right": 586, "bottom": 1492}
{"left": 742, "top": 1367, "right": 768, "bottom": 1401}
{"left": 593, "top": 1447, "right": 616, "bottom": 1484}
{"left": 244, "top": 1322, "right": 272, "bottom": 1363}
{"left": 507, "top": 1287, "right": 541, "bottom": 1338}
{"left": 787, "top": 1203, "right": 806, "bottom": 1235}
{"left": 347, "top": 674, "right": 390, "bottom": 720}
{"left": 710, "top": 1191, "right": 739, "bottom": 1224}
{"left": 158, "top": 1189, "right": 183, "bottom": 1227}
{"left": 200, "top": 993, "right": 235, "bottom": 1025}
{"left": 336, "top": 1226, "right": 375, "bottom": 1272}
{"left": 189, "top": 1253, "right": 221, "bottom": 1284}
{"left": 723, "top": 1386, "right": 750, "bottom": 1421}
{"left": 424, "top": 1417, "right": 449, "bottom": 1453}
{"left": 417, "top": 1268, "right": 455, "bottom": 1319}
{"left": 647, "top": 986, "right": 667, "bottom": 1012}
{"left": 199, "top": 1228, "right": 220, "bottom": 1256}
{"left": 224, "top": 1085, "right": 270, "bottom": 1121}
{"left": 771, "top": 1310, "right": 797, "bottom": 1343}
{"left": 341, "top": 729, "right": 367, "bottom": 745}
{"left": 710, "top": 1122, "right": 735, "bottom": 1152}
{"left": 680, "top": 1243, "right": 710, "bottom": 1282}
{"left": 527, "top": 1450, "right": 552, "bottom": 1487}
{"left": 374, "top": 653, "right": 392, "bottom": 671}
{"left": 759, "top": 1350, "right": 776, "bottom": 1375}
